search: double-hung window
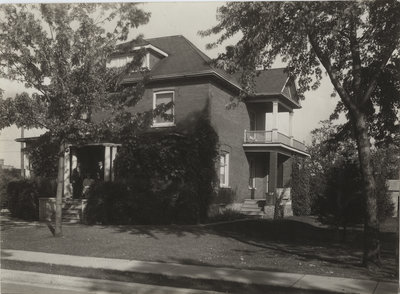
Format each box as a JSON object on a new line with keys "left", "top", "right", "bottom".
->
{"left": 153, "top": 91, "right": 175, "bottom": 127}
{"left": 219, "top": 152, "right": 230, "bottom": 187}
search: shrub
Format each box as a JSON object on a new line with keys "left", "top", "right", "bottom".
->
{"left": 7, "top": 179, "right": 40, "bottom": 220}
{"left": 315, "top": 155, "right": 394, "bottom": 232}
{"left": 0, "top": 168, "right": 21, "bottom": 209}
{"left": 206, "top": 208, "right": 247, "bottom": 223}
{"left": 316, "top": 158, "right": 364, "bottom": 230}
{"left": 173, "top": 184, "right": 199, "bottom": 224}
{"left": 85, "top": 181, "right": 134, "bottom": 225}
{"left": 214, "top": 188, "right": 235, "bottom": 205}
{"left": 25, "top": 133, "right": 59, "bottom": 178}
{"left": 291, "top": 156, "right": 311, "bottom": 216}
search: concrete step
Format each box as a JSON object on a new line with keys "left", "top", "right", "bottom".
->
{"left": 243, "top": 199, "right": 259, "bottom": 204}
{"left": 62, "top": 209, "right": 82, "bottom": 214}
{"left": 241, "top": 211, "right": 264, "bottom": 216}
{"left": 241, "top": 203, "right": 261, "bottom": 208}
{"left": 240, "top": 208, "right": 262, "bottom": 212}
{"left": 63, "top": 205, "right": 83, "bottom": 210}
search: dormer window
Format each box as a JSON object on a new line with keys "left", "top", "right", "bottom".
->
{"left": 107, "top": 53, "right": 149, "bottom": 69}
{"left": 107, "top": 44, "right": 168, "bottom": 70}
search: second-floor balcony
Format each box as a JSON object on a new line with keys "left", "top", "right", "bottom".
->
{"left": 243, "top": 130, "right": 307, "bottom": 155}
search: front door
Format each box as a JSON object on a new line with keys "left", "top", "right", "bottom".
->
{"left": 248, "top": 154, "right": 267, "bottom": 199}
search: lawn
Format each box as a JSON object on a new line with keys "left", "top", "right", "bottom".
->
{"left": 1, "top": 213, "right": 397, "bottom": 282}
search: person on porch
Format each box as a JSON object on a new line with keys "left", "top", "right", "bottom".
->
{"left": 82, "top": 173, "right": 95, "bottom": 198}
{"left": 71, "top": 164, "right": 83, "bottom": 199}
{"left": 96, "top": 161, "right": 104, "bottom": 181}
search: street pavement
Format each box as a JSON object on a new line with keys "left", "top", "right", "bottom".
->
{"left": 1, "top": 249, "right": 398, "bottom": 294}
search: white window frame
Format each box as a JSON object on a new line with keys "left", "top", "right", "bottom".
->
{"left": 153, "top": 90, "right": 175, "bottom": 127}
{"left": 219, "top": 152, "right": 230, "bottom": 188}
{"left": 249, "top": 159, "right": 256, "bottom": 189}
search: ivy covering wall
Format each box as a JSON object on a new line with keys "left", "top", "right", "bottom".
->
{"left": 86, "top": 115, "right": 219, "bottom": 224}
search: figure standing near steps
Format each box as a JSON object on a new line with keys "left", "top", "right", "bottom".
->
{"left": 96, "top": 161, "right": 104, "bottom": 181}
{"left": 71, "top": 164, "right": 83, "bottom": 199}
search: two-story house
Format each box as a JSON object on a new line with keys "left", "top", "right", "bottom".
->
{"left": 19, "top": 35, "right": 308, "bottom": 217}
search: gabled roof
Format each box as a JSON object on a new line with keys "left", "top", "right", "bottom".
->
{"left": 116, "top": 35, "right": 299, "bottom": 107}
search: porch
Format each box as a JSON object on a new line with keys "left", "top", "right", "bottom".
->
{"left": 246, "top": 151, "right": 292, "bottom": 204}
{"left": 245, "top": 100, "right": 308, "bottom": 157}
{"left": 63, "top": 143, "right": 121, "bottom": 199}
{"left": 239, "top": 151, "right": 293, "bottom": 218}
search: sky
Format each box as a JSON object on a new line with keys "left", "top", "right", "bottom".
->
{"left": 0, "top": 2, "right": 340, "bottom": 168}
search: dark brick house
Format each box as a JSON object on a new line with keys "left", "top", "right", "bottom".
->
{"left": 111, "top": 35, "right": 308, "bottom": 213}
{"left": 19, "top": 35, "right": 308, "bottom": 217}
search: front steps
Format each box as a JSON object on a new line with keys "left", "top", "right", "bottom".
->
{"left": 39, "top": 198, "right": 87, "bottom": 223}
{"left": 240, "top": 199, "right": 266, "bottom": 216}
{"left": 240, "top": 199, "right": 293, "bottom": 218}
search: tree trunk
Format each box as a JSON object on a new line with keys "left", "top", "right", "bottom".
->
{"left": 351, "top": 111, "right": 380, "bottom": 267}
{"left": 54, "top": 143, "right": 65, "bottom": 237}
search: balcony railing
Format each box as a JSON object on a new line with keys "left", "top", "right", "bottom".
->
{"left": 244, "top": 130, "right": 306, "bottom": 152}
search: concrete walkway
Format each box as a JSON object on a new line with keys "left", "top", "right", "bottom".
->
{"left": 1, "top": 249, "right": 398, "bottom": 294}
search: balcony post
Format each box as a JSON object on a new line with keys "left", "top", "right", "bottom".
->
{"left": 244, "top": 129, "right": 247, "bottom": 143}
{"left": 289, "top": 111, "right": 294, "bottom": 146}
{"left": 272, "top": 101, "right": 278, "bottom": 142}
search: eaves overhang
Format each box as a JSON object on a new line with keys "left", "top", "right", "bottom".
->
{"left": 248, "top": 93, "right": 301, "bottom": 109}
{"left": 122, "top": 70, "right": 242, "bottom": 92}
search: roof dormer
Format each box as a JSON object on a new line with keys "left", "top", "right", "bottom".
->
{"left": 107, "top": 44, "right": 168, "bottom": 70}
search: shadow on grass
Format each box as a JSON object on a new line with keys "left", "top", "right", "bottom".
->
{"left": 101, "top": 223, "right": 212, "bottom": 239}
{"left": 2, "top": 212, "right": 397, "bottom": 281}
{"left": 99, "top": 217, "right": 397, "bottom": 280}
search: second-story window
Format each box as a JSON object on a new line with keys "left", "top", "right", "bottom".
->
{"left": 153, "top": 91, "right": 175, "bottom": 127}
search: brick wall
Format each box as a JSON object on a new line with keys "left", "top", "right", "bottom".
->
{"left": 130, "top": 78, "right": 211, "bottom": 124}
{"left": 208, "top": 81, "right": 251, "bottom": 203}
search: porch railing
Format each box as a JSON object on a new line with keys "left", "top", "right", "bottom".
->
{"left": 244, "top": 130, "right": 306, "bottom": 152}
{"left": 244, "top": 130, "right": 273, "bottom": 143}
{"left": 293, "top": 139, "right": 306, "bottom": 151}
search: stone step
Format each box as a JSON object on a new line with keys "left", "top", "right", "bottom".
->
{"left": 62, "top": 210, "right": 81, "bottom": 215}
{"left": 241, "top": 211, "right": 264, "bottom": 216}
{"left": 241, "top": 205, "right": 262, "bottom": 210}
{"left": 63, "top": 205, "right": 83, "bottom": 210}
{"left": 62, "top": 208, "right": 81, "bottom": 212}
{"left": 241, "top": 204, "right": 263, "bottom": 208}
{"left": 243, "top": 199, "right": 260, "bottom": 204}
{"left": 240, "top": 206, "right": 262, "bottom": 211}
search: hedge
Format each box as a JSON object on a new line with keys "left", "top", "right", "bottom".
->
{"left": 7, "top": 178, "right": 56, "bottom": 221}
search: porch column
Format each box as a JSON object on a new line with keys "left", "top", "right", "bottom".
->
{"left": 289, "top": 111, "right": 294, "bottom": 146}
{"left": 71, "top": 150, "right": 78, "bottom": 170}
{"left": 63, "top": 146, "right": 72, "bottom": 198}
{"left": 268, "top": 152, "right": 278, "bottom": 204}
{"left": 23, "top": 151, "right": 30, "bottom": 179}
{"left": 272, "top": 101, "right": 278, "bottom": 142}
{"left": 111, "top": 147, "right": 117, "bottom": 182}
{"left": 104, "top": 146, "right": 111, "bottom": 182}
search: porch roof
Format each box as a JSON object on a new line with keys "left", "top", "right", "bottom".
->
{"left": 68, "top": 142, "right": 121, "bottom": 148}
{"left": 15, "top": 136, "right": 120, "bottom": 147}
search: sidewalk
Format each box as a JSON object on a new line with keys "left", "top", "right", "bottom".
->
{"left": 1, "top": 249, "right": 397, "bottom": 294}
